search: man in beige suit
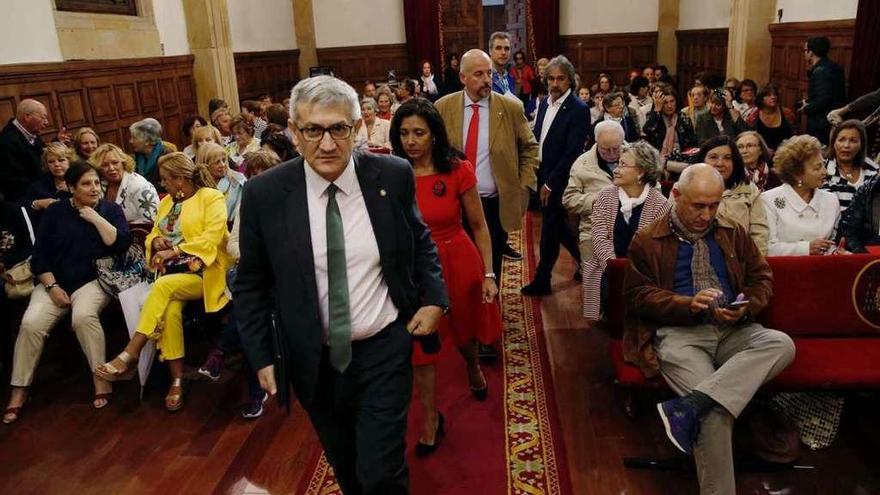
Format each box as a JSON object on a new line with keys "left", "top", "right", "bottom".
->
{"left": 435, "top": 49, "right": 538, "bottom": 279}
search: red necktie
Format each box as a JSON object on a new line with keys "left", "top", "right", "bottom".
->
{"left": 465, "top": 103, "right": 480, "bottom": 165}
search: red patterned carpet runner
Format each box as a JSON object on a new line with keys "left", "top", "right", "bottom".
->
{"left": 299, "top": 218, "right": 572, "bottom": 494}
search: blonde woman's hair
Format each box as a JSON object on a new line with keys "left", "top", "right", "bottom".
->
{"left": 158, "top": 152, "right": 216, "bottom": 189}
{"left": 72, "top": 127, "right": 100, "bottom": 160}
{"left": 195, "top": 142, "right": 228, "bottom": 170}
{"left": 772, "top": 135, "right": 823, "bottom": 186}
{"left": 41, "top": 142, "right": 72, "bottom": 171}
{"left": 88, "top": 143, "right": 135, "bottom": 173}
{"left": 191, "top": 125, "right": 223, "bottom": 152}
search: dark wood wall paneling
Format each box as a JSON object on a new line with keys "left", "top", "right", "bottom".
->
{"left": 316, "top": 44, "right": 409, "bottom": 93}
{"left": 559, "top": 32, "right": 657, "bottom": 90}
{"left": 233, "top": 49, "right": 300, "bottom": 103}
{"left": 769, "top": 19, "right": 855, "bottom": 109}
{"left": 0, "top": 56, "right": 197, "bottom": 151}
{"left": 675, "top": 28, "right": 728, "bottom": 95}
{"left": 442, "top": 0, "right": 484, "bottom": 60}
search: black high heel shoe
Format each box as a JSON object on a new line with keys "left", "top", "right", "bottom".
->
{"left": 415, "top": 413, "right": 445, "bottom": 457}
{"left": 470, "top": 383, "right": 488, "bottom": 401}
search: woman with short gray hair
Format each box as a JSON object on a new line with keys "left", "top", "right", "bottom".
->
{"left": 356, "top": 97, "right": 391, "bottom": 150}
{"left": 581, "top": 140, "right": 670, "bottom": 320}
{"left": 129, "top": 117, "right": 177, "bottom": 192}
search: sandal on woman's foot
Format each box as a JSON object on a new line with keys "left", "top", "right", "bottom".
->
{"left": 2, "top": 406, "right": 23, "bottom": 424}
{"left": 165, "top": 378, "right": 185, "bottom": 412}
{"left": 94, "top": 351, "right": 137, "bottom": 382}
{"left": 93, "top": 392, "right": 112, "bottom": 409}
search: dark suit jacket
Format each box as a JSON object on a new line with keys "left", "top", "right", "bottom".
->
{"left": 804, "top": 58, "right": 846, "bottom": 140}
{"left": 0, "top": 119, "right": 45, "bottom": 203}
{"left": 694, "top": 112, "right": 748, "bottom": 145}
{"left": 533, "top": 92, "right": 591, "bottom": 201}
{"left": 234, "top": 152, "right": 448, "bottom": 406}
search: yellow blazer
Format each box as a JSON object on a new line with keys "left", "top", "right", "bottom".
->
{"left": 146, "top": 187, "right": 230, "bottom": 313}
{"left": 434, "top": 91, "right": 539, "bottom": 232}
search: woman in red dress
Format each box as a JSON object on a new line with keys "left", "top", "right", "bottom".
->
{"left": 390, "top": 98, "right": 502, "bottom": 456}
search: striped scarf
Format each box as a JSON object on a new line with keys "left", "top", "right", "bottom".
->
{"left": 669, "top": 208, "right": 726, "bottom": 308}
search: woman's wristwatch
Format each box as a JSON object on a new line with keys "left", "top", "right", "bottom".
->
{"left": 44, "top": 283, "right": 59, "bottom": 292}
{"left": 484, "top": 272, "right": 496, "bottom": 279}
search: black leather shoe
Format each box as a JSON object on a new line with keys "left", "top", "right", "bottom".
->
{"left": 470, "top": 383, "right": 488, "bottom": 401}
{"left": 521, "top": 281, "right": 552, "bottom": 296}
{"left": 415, "top": 413, "right": 445, "bottom": 457}
{"left": 502, "top": 245, "right": 523, "bottom": 260}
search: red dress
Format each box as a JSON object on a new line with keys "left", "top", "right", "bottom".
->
{"left": 411, "top": 160, "right": 503, "bottom": 366}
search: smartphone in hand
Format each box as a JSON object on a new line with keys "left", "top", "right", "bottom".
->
{"left": 724, "top": 299, "right": 750, "bottom": 310}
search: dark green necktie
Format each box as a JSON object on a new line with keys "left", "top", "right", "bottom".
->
{"left": 326, "top": 183, "right": 351, "bottom": 373}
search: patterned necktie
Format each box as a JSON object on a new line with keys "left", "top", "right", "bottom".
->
{"left": 326, "top": 183, "right": 351, "bottom": 372}
{"left": 465, "top": 103, "right": 480, "bottom": 166}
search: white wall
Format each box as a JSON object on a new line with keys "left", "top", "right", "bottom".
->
{"left": 154, "top": 0, "right": 190, "bottom": 55}
{"left": 775, "top": 0, "right": 858, "bottom": 23}
{"left": 227, "top": 0, "right": 298, "bottom": 52}
{"left": 560, "top": 0, "right": 658, "bottom": 35}
{"left": 678, "top": 0, "right": 730, "bottom": 30}
{"left": 313, "top": 0, "right": 406, "bottom": 48}
{"left": 0, "top": 0, "right": 62, "bottom": 64}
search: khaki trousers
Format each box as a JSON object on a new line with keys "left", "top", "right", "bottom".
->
{"left": 654, "top": 323, "right": 796, "bottom": 495}
{"left": 11, "top": 281, "right": 110, "bottom": 387}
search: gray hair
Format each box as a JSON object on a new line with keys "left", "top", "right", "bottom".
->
{"left": 360, "top": 97, "right": 378, "bottom": 113}
{"left": 129, "top": 118, "right": 162, "bottom": 145}
{"left": 488, "top": 31, "right": 511, "bottom": 49}
{"left": 621, "top": 140, "right": 662, "bottom": 186}
{"left": 675, "top": 162, "right": 724, "bottom": 193}
{"left": 594, "top": 120, "right": 625, "bottom": 142}
{"left": 288, "top": 75, "right": 362, "bottom": 125}
{"left": 543, "top": 55, "right": 578, "bottom": 91}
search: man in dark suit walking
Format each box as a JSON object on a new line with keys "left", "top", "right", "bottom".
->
{"left": 800, "top": 36, "right": 846, "bottom": 145}
{"left": 522, "top": 55, "right": 591, "bottom": 296}
{"left": 235, "top": 76, "right": 449, "bottom": 495}
{"left": 0, "top": 99, "right": 50, "bottom": 202}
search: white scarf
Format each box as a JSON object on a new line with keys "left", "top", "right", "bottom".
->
{"left": 421, "top": 75, "right": 438, "bottom": 95}
{"left": 618, "top": 184, "right": 649, "bottom": 223}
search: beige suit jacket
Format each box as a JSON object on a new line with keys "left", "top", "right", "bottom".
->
{"left": 434, "top": 91, "right": 538, "bottom": 232}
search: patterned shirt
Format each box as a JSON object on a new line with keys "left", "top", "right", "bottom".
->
{"left": 822, "top": 158, "right": 880, "bottom": 212}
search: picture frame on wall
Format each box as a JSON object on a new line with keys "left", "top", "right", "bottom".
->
{"left": 55, "top": 0, "right": 138, "bottom": 16}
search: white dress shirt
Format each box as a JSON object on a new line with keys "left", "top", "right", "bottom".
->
{"left": 761, "top": 183, "right": 840, "bottom": 256}
{"left": 303, "top": 158, "right": 399, "bottom": 341}
{"left": 463, "top": 93, "right": 497, "bottom": 197}
{"left": 538, "top": 88, "right": 571, "bottom": 161}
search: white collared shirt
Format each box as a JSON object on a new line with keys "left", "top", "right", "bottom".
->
{"left": 761, "top": 183, "right": 840, "bottom": 256}
{"left": 538, "top": 88, "right": 571, "bottom": 161}
{"left": 462, "top": 93, "right": 497, "bottom": 197}
{"left": 303, "top": 158, "right": 399, "bottom": 341}
{"left": 12, "top": 119, "right": 37, "bottom": 145}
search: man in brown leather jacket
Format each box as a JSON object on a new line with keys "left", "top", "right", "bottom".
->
{"left": 623, "top": 164, "right": 796, "bottom": 495}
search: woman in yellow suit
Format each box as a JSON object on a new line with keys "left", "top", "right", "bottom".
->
{"left": 94, "top": 152, "right": 229, "bottom": 411}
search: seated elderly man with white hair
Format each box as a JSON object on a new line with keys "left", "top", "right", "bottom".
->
{"left": 129, "top": 117, "right": 177, "bottom": 192}
{"left": 562, "top": 120, "right": 626, "bottom": 268}
{"left": 622, "top": 163, "right": 796, "bottom": 495}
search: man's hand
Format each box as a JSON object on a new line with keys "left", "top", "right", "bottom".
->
{"left": 407, "top": 305, "right": 444, "bottom": 336}
{"left": 712, "top": 306, "right": 747, "bottom": 325}
{"left": 257, "top": 365, "right": 277, "bottom": 396}
{"left": 827, "top": 107, "right": 846, "bottom": 125}
{"left": 56, "top": 127, "right": 72, "bottom": 145}
{"left": 48, "top": 286, "right": 71, "bottom": 308}
{"left": 689, "top": 288, "right": 722, "bottom": 314}
{"left": 539, "top": 185, "right": 552, "bottom": 207}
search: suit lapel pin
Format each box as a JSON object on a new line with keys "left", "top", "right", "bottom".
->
{"left": 380, "top": 189, "right": 387, "bottom": 197}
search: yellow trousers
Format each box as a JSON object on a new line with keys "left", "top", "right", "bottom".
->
{"left": 136, "top": 273, "right": 203, "bottom": 361}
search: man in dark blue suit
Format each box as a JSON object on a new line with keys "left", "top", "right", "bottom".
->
{"left": 235, "top": 76, "right": 449, "bottom": 494}
{"left": 522, "top": 55, "right": 591, "bottom": 296}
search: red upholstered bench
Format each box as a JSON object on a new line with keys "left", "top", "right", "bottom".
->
{"left": 604, "top": 254, "right": 880, "bottom": 390}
